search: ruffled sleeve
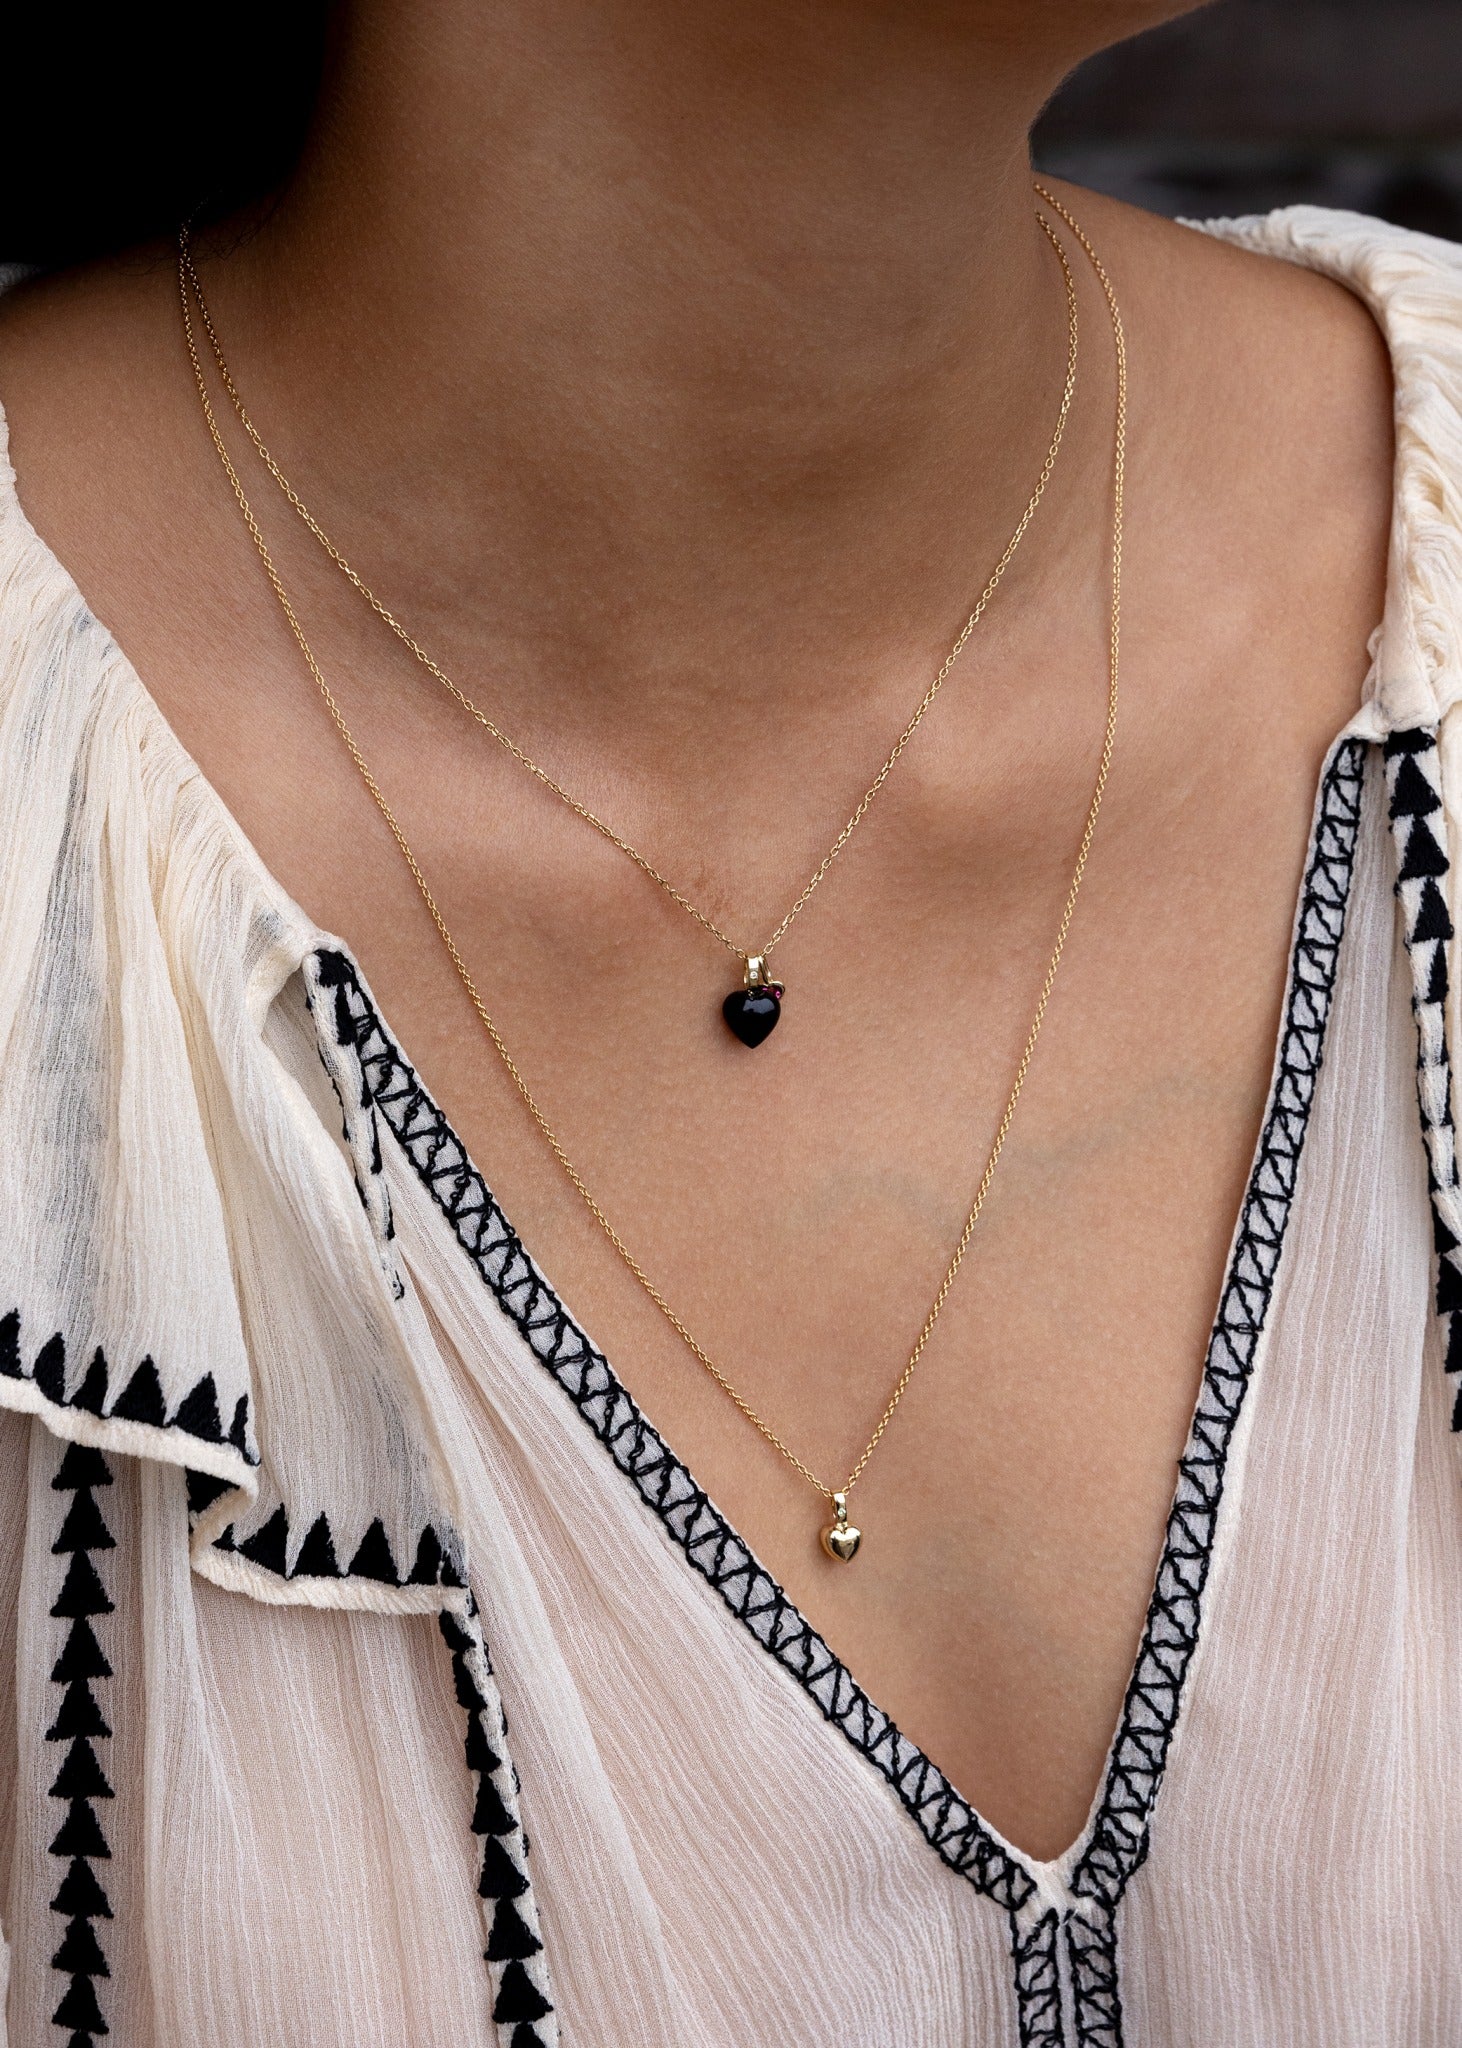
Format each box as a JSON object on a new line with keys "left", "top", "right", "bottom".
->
{"left": 0, "top": 422, "right": 561, "bottom": 2046}
{"left": 0, "top": 456, "right": 475, "bottom": 1603}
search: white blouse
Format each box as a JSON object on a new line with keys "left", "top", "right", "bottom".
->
{"left": 2, "top": 206, "right": 1462, "bottom": 2048}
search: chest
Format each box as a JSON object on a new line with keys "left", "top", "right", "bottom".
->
{"left": 328, "top": 733, "right": 1457, "bottom": 2048}
{"left": 278, "top": 681, "right": 1368, "bottom": 1862}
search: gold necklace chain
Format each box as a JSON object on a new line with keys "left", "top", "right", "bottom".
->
{"left": 178, "top": 211, "right": 1080, "bottom": 1008}
{"left": 179, "top": 183, "right": 1126, "bottom": 1560}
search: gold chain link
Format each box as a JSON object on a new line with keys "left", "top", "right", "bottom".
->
{"left": 179, "top": 214, "right": 1080, "bottom": 969}
{"left": 178, "top": 181, "right": 1125, "bottom": 1512}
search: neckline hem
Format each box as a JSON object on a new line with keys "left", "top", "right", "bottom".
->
{"left": 304, "top": 729, "right": 1366, "bottom": 1925}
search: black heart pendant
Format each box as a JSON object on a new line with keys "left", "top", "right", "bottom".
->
{"left": 722, "top": 984, "right": 783, "bottom": 1047}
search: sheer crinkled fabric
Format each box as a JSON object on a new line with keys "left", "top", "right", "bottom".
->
{"left": 2, "top": 208, "right": 1462, "bottom": 2048}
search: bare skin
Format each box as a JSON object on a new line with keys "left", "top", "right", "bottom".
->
{"left": 0, "top": 0, "right": 1393, "bottom": 1860}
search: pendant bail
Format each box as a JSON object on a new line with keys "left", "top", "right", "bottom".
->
{"left": 820, "top": 1489, "right": 862, "bottom": 1563}
{"left": 742, "top": 953, "right": 783, "bottom": 999}
{"left": 723, "top": 952, "right": 785, "bottom": 1046}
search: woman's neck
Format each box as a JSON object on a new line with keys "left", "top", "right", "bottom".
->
{"left": 206, "top": 0, "right": 1100, "bottom": 747}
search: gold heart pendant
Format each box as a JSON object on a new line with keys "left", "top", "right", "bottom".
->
{"left": 820, "top": 1491, "right": 862, "bottom": 1563}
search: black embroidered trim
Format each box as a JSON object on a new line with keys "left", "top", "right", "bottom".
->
{"left": 310, "top": 735, "right": 1366, "bottom": 2048}
{"left": 183, "top": 1454, "right": 552, "bottom": 2043}
{"left": 1010, "top": 1908, "right": 1065, "bottom": 2048}
{"left": 0, "top": 1309, "right": 255, "bottom": 1466}
{"left": 1383, "top": 728, "right": 1462, "bottom": 1431}
{"left": 1068, "top": 1903, "right": 1121, "bottom": 2048}
{"left": 311, "top": 949, "right": 1036, "bottom": 1921}
{"left": 1063, "top": 735, "right": 1367, "bottom": 2043}
{"left": 439, "top": 1610, "right": 557, "bottom": 2048}
{"left": 46, "top": 1440, "right": 116, "bottom": 2046}
{"left": 193, "top": 1481, "right": 467, "bottom": 1596}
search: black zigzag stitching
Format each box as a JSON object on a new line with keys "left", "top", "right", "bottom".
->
{"left": 1063, "top": 736, "right": 1367, "bottom": 2046}
{"left": 1011, "top": 1908, "right": 1065, "bottom": 2048}
{"left": 46, "top": 1440, "right": 117, "bottom": 2046}
{"left": 309, "top": 950, "right": 1036, "bottom": 1919}
{"left": 439, "top": 1611, "right": 557, "bottom": 2048}
{"left": 1384, "top": 728, "right": 1462, "bottom": 1430}
{"left": 308, "top": 948, "right": 1062, "bottom": 2040}
{"left": 0, "top": 1310, "right": 255, "bottom": 1466}
{"left": 309, "top": 734, "right": 1366, "bottom": 2048}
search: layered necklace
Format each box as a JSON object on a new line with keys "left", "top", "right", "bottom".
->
{"left": 180, "top": 207, "right": 1082, "bottom": 1049}
{"left": 179, "top": 185, "right": 1126, "bottom": 1561}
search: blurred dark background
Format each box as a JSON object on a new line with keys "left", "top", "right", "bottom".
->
{"left": 1035, "top": 0, "right": 1462, "bottom": 238}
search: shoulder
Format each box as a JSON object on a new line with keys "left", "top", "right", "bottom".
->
{"left": 1052, "top": 183, "right": 1462, "bottom": 730}
{"left": 1053, "top": 183, "right": 1462, "bottom": 359}
{"left": 0, "top": 255, "right": 172, "bottom": 755}
{"left": 1047, "top": 182, "right": 1410, "bottom": 461}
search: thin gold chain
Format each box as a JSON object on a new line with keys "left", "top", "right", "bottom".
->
{"left": 179, "top": 182, "right": 1125, "bottom": 1511}
{"left": 179, "top": 215, "right": 1080, "bottom": 970}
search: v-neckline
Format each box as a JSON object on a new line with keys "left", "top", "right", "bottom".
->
{"left": 307, "top": 729, "right": 1368, "bottom": 1937}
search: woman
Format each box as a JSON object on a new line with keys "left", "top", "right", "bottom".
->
{"left": 0, "top": 2, "right": 1456, "bottom": 2041}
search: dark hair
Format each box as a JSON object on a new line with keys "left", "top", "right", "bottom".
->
{"left": 0, "top": 7, "right": 330, "bottom": 269}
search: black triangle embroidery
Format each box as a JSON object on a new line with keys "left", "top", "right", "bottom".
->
{"left": 72, "top": 1350, "right": 109, "bottom": 1416}
{"left": 1429, "top": 951, "right": 1450, "bottom": 1005}
{"left": 1388, "top": 752, "right": 1441, "bottom": 819}
{"left": 51, "top": 1915, "right": 110, "bottom": 1978}
{"left": 1383, "top": 726, "right": 1432, "bottom": 758}
{"left": 1400, "top": 815, "right": 1449, "bottom": 882}
{"left": 49, "top": 1739, "right": 115, "bottom": 1802}
{"left": 439, "top": 1611, "right": 472, "bottom": 1657}
{"left": 52, "top": 1445, "right": 113, "bottom": 1493}
{"left": 34, "top": 1332, "right": 67, "bottom": 1403}
{"left": 48, "top": 1799, "right": 110, "bottom": 1861}
{"left": 170, "top": 1373, "right": 224, "bottom": 1442}
{"left": 452, "top": 1660, "right": 488, "bottom": 1716}
{"left": 292, "top": 1514, "right": 341, "bottom": 1579}
{"left": 51, "top": 1621, "right": 112, "bottom": 1685}
{"left": 50, "top": 1858, "right": 113, "bottom": 1920}
{"left": 110, "top": 1357, "right": 166, "bottom": 1427}
{"left": 485, "top": 1898, "right": 542, "bottom": 1962}
{"left": 464, "top": 1718, "right": 502, "bottom": 1778}
{"left": 408, "top": 1525, "right": 444, "bottom": 1585}
{"left": 46, "top": 1681, "right": 112, "bottom": 1743}
{"left": 508, "top": 2030, "right": 549, "bottom": 2048}
{"left": 491, "top": 1962, "right": 552, "bottom": 2025}
{"left": 1437, "top": 1258, "right": 1462, "bottom": 1316}
{"left": 185, "top": 1469, "right": 231, "bottom": 1519}
{"left": 50, "top": 1553, "right": 114, "bottom": 1622}
{"left": 228, "top": 1393, "right": 251, "bottom": 1455}
{"left": 52, "top": 1491, "right": 115, "bottom": 1556}
{"left": 1413, "top": 876, "right": 1455, "bottom": 943}
{"left": 471, "top": 1775, "right": 516, "bottom": 1837}
{"left": 51, "top": 1972, "right": 107, "bottom": 2032}
{"left": 0, "top": 1309, "right": 19, "bottom": 1376}
{"left": 237, "top": 1506, "right": 290, "bottom": 1577}
{"left": 477, "top": 1836, "right": 529, "bottom": 1900}
{"left": 347, "top": 1518, "right": 400, "bottom": 1584}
